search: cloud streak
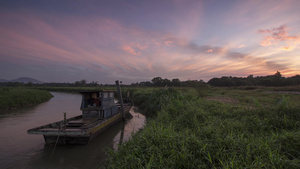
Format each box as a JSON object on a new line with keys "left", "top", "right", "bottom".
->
{"left": 258, "top": 25, "right": 300, "bottom": 50}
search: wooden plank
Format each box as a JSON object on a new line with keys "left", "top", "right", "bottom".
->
{"left": 64, "top": 128, "right": 83, "bottom": 132}
{"left": 67, "top": 118, "right": 97, "bottom": 127}
{"left": 39, "top": 128, "right": 60, "bottom": 131}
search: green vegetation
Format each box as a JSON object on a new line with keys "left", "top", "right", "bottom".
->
{"left": 208, "top": 72, "right": 300, "bottom": 87}
{"left": 106, "top": 87, "right": 300, "bottom": 168}
{"left": 194, "top": 86, "right": 300, "bottom": 108}
{"left": 0, "top": 87, "right": 53, "bottom": 109}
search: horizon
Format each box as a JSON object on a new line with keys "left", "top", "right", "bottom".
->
{"left": 1, "top": 71, "right": 298, "bottom": 85}
{"left": 1, "top": 0, "right": 300, "bottom": 84}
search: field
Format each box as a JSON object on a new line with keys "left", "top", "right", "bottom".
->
{"left": 105, "top": 86, "right": 300, "bottom": 168}
{"left": 0, "top": 87, "right": 53, "bottom": 109}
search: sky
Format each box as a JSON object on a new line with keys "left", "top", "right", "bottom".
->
{"left": 0, "top": 0, "right": 300, "bottom": 84}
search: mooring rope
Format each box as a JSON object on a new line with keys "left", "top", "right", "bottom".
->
{"left": 48, "top": 134, "right": 60, "bottom": 165}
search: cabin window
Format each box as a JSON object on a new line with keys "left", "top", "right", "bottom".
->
{"left": 103, "top": 93, "right": 108, "bottom": 98}
{"left": 92, "top": 93, "right": 97, "bottom": 99}
{"left": 109, "top": 92, "right": 114, "bottom": 98}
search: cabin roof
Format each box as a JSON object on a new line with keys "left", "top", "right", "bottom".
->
{"left": 79, "top": 90, "right": 116, "bottom": 94}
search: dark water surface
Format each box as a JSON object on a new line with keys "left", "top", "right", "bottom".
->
{"left": 0, "top": 92, "right": 145, "bottom": 169}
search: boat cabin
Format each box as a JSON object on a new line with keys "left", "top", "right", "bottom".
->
{"left": 80, "top": 90, "right": 119, "bottom": 119}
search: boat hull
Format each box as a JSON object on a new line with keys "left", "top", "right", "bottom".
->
{"left": 28, "top": 106, "right": 131, "bottom": 145}
{"left": 43, "top": 135, "right": 91, "bottom": 145}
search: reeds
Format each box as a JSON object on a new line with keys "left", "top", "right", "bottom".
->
{"left": 0, "top": 87, "right": 53, "bottom": 109}
{"left": 106, "top": 88, "right": 300, "bottom": 168}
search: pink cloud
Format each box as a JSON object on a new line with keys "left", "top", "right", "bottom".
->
{"left": 206, "top": 49, "right": 213, "bottom": 53}
{"left": 280, "top": 46, "right": 295, "bottom": 51}
{"left": 164, "top": 40, "right": 174, "bottom": 46}
{"left": 122, "top": 45, "right": 141, "bottom": 55}
{"left": 121, "top": 43, "right": 149, "bottom": 56}
{"left": 136, "top": 44, "right": 148, "bottom": 50}
{"left": 237, "top": 44, "right": 245, "bottom": 48}
{"left": 258, "top": 25, "right": 300, "bottom": 50}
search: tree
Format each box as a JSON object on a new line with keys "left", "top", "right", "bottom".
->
{"left": 75, "top": 79, "right": 87, "bottom": 86}
{"left": 274, "top": 71, "right": 282, "bottom": 77}
{"left": 151, "top": 77, "right": 163, "bottom": 86}
{"left": 171, "top": 78, "right": 181, "bottom": 87}
{"left": 162, "top": 78, "right": 171, "bottom": 87}
{"left": 89, "top": 81, "right": 98, "bottom": 87}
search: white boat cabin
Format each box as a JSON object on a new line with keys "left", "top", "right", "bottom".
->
{"left": 80, "top": 90, "right": 119, "bottom": 119}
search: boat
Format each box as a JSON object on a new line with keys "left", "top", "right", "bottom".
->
{"left": 27, "top": 80, "right": 132, "bottom": 145}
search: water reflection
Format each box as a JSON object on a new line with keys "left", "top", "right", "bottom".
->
{"left": 113, "top": 109, "right": 145, "bottom": 150}
{"left": 0, "top": 92, "right": 145, "bottom": 169}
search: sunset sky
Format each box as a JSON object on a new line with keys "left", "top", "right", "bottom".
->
{"left": 1, "top": 0, "right": 300, "bottom": 84}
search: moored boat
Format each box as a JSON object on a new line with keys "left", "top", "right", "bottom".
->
{"left": 27, "top": 81, "right": 132, "bottom": 145}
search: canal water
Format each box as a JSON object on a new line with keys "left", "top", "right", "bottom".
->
{"left": 0, "top": 92, "right": 145, "bottom": 169}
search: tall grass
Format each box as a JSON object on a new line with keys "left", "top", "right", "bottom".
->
{"left": 0, "top": 87, "right": 53, "bottom": 109}
{"left": 105, "top": 88, "right": 300, "bottom": 168}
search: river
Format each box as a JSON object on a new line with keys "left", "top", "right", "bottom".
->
{"left": 0, "top": 92, "right": 145, "bottom": 169}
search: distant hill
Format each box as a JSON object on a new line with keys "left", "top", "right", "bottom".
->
{"left": 10, "top": 77, "right": 44, "bottom": 84}
{"left": 0, "top": 79, "right": 9, "bottom": 83}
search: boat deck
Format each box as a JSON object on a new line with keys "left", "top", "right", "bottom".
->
{"left": 31, "top": 118, "right": 104, "bottom": 132}
{"left": 39, "top": 128, "right": 83, "bottom": 132}
{"left": 67, "top": 118, "right": 100, "bottom": 128}
{"left": 27, "top": 112, "right": 123, "bottom": 135}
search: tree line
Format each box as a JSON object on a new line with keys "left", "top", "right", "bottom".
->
{"left": 131, "top": 77, "right": 206, "bottom": 87}
{"left": 207, "top": 71, "right": 300, "bottom": 87}
{"left": 131, "top": 72, "right": 300, "bottom": 87}
{"left": 1, "top": 71, "right": 300, "bottom": 87}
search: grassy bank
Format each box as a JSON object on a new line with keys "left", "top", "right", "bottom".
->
{"left": 106, "top": 87, "right": 300, "bottom": 168}
{"left": 0, "top": 87, "right": 53, "bottom": 109}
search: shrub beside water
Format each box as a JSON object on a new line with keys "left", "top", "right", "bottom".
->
{"left": 0, "top": 87, "right": 53, "bottom": 109}
{"left": 106, "top": 88, "right": 300, "bottom": 168}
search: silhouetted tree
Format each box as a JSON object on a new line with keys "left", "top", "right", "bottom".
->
{"left": 151, "top": 77, "right": 163, "bottom": 86}
{"left": 171, "top": 78, "right": 181, "bottom": 87}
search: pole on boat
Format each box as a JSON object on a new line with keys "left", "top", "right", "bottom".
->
{"left": 63, "top": 112, "right": 67, "bottom": 130}
{"left": 116, "top": 80, "right": 125, "bottom": 120}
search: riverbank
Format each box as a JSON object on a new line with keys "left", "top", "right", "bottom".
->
{"left": 105, "top": 87, "right": 300, "bottom": 168}
{"left": 0, "top": 87, "right": 53, "bottom": 109}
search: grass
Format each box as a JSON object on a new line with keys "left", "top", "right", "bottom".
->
{"left": 195, "top": 86, "right": 300, "bottom": 107}
{"left": 0, "top": 87, "right": 53, "bottom": 109}
{"left": 105, "top": 87, "right": 300, "bottom": 168}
